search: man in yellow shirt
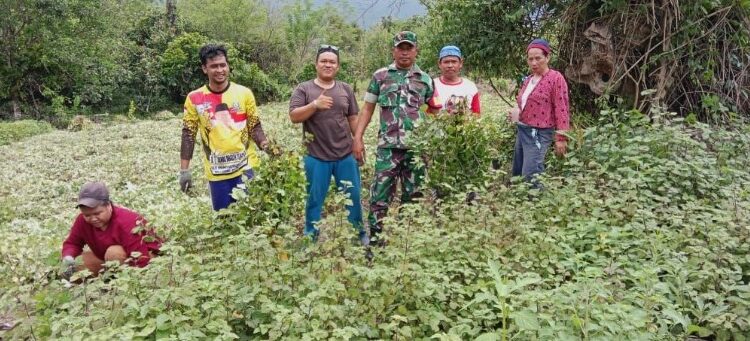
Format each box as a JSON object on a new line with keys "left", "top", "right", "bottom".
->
{"left": 179, "top": 44, "right": 270, "bottom": 210}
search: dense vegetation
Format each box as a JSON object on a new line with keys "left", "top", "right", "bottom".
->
{"left": 0, "top": 120, "right": 53, "bottom": 145}
{"left": 0, "top": 0, "right": 397, "bottom": 121}
{"left": 1, "top": 0, "right": 749, "bottom": 339}
{"left": 426, "top": 0, "right": 750, "bottom": 118}
{"left": 4, "top": 0, "right": 746, "bottom": 121}
{"left": 1, "top": 97, "right": 749, "bottom": 339}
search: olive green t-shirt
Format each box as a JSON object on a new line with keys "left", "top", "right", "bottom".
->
{"left": 289, "top": 80, "right": 359, "bottom": 160}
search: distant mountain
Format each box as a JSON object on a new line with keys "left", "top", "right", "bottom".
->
{"left": 313, "top": 0, "right": 426, "bottom": 28}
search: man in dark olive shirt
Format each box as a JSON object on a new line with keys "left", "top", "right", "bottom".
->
{"left": 61, "top": 182, "right": 161, "bottom": 277}
{"left": 289, "top": 45, "right": 365, "bottom": 244}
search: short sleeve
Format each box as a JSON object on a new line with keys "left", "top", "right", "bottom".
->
{"left": 363, "top": 75, "right": 380, "bottom": 103}
{"left": 289, "top": 84, "right": 308, "bottom": 112}
{"left": 471, "top": 92, "right": 481, "bottom": 114}
{"left": 344, "top": 83, "right": 359, "bottom": 116}
{"left": 427, "top": 81, "right": 442, "bottom": 109}
{"left": 424, "top": 79, "right": 437, "bottom": 108}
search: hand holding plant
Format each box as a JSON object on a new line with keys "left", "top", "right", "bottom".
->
{"left": 262, "top": 139, "right": 283, "bottom": 157}
{"left": 554, "top": 140, "right": 567, "bottom": 157}
{"left": 61, "top": 256, "right": 75, "bottom": 281}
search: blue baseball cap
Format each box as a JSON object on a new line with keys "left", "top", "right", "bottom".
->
{"left": 439, "top": 45, "right": 462, "bottom": 60}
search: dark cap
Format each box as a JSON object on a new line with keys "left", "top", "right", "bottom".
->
{"left": 78, "top": 182, "right": 110, "bottom": 208}
{"left": 393, "top": 31, "right": 417, "bottom": 47}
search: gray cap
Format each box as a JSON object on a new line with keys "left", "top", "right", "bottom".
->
{"left": 78, "top": 182, "right": 110, "bottom": 208}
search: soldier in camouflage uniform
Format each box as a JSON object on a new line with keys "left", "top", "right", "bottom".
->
{"left": 353, "top": 31, "right": 440, "bottom": 245}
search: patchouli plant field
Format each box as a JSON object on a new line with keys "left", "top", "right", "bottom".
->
{"left": 1, "top": 97, "right": 749, "bottom": 340}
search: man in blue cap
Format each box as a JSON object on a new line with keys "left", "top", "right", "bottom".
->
{"left": 429, "top": 45, "right": 481, "bottom": 116}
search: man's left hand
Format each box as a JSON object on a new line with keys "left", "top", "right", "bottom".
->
{"left": 352, "top": 137, "right": 365, "bottom": 166}
{"left": 554, "top": 140, "right": 567, "bottom": 157}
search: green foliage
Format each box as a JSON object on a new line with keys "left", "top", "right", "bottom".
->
{"left": 117, "top": 6, "right": 180, "bottom": 114}
{"left": 175, "top": 0, "right": 295, "bottom": 90}
{"left": 423, "top": 0, "right": 563, "bottom": 81}
{"left": 231, "top": 63, "right": 288, "bottom": 104}
{"left": 226, "top": 146, "right": 307, "bottom": 229}
{"left": 281, "top": 0, "right": 364, "bottom": 83}
{"left": 412, "top": 97, "right": 514, "bottom": 197}
{"left": 424, "top": 0, "right": 750, "bottom": 118}
{"left": 176, "top": 0, "right": 269, "bottom": 47}
{"left": 159, "top": 33, "right": 286, "bottom": 104}
{"left": 66, "top": 116, "right": 94, "bottom": 132}
{"left": 357, "top": 16, "right": 436, "bottom": 76}
{"left": 40, "top": 87, "right": 82, "bottom": 119}
{"left": 159, "top": 32, "right": 210, "bottom": 101}
{"left": 0, "top": 0, "right": 148, "bottom": 119}
{"left": 2, "top": 98, "right": 749, "bottom": 339}
{"left": 0, "top": 120, "right": 53, "bottom": 145}
{"left": 351, "top": 21, "right": 394, "bottom": 81}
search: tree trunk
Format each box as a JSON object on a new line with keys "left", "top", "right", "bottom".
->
{"left": 166, "top": 0, "right": 177, "bottom": 33}
{"left": 12, "top": 100, "right": 22, "bottom": 120}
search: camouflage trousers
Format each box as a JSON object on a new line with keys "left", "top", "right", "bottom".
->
{"left": 367, "top": 147, "right": 425, "bottom": 238}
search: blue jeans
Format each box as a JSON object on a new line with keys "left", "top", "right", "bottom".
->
{"left": 304, "top": 154, "right": 364, "bottom": 240}
{"left": 511, "top": 124, "right": 554, "bottom": 184}
{"left": 208, "top": 169, "right": 254, "bottom": 211}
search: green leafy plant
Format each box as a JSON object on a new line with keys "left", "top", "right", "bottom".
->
{"left": 1, "top": 99, "right": 749, "bottom": 340}
{"left": 412, "top": 96, "right": 514, "bottom": 198}
{"left": 0, "top": 120, "right": 53, "bottom": 146}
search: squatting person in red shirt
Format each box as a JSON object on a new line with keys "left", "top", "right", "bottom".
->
{"left": 508, "top": 38, "right": 570, "bottom": 186}
{"left": 61, "top": 182, "right": 161, "bottom": 278}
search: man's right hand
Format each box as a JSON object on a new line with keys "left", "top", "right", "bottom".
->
{"left": 62, "top": 256, "right": 75, "bottom": 280}
{"left": 352, "top": 137, "right": 365, "bottom": 165}
{"left": 314, "top": 89, "right": 333, "bottom": 110}
{"left": 179, "top": 169, "right": 192, "bottom": 192}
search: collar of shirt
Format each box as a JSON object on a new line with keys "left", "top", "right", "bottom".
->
{"left": 524, "top": 69, "right": 551, "bottom": 86}
{"left": 387, "top": 63, "right": 424, "bottom": 79}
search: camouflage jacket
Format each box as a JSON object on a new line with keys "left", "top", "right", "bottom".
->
{"left": 364, "top": 63, "right": 435, "bottom": 149}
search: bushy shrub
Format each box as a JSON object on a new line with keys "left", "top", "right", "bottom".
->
{"left": 231, "top": 62, "right": 288, "bottom": 105}
{"left": 160, "top": 33, "right": 287, "bottom": 104}
{"left": 67, "top": 116, "right": 94, "bottom": 132}
{"left": 223, "top": 144, "right": 307, "bottom": 230}
{"left": 116, "top": 8, "right": 178, "bottom": 115}
{"left": 152, "top": 110, "right": 175, "bottom": 121}
{"left": 0, "top": 120, "right": 54, "bottom": 145}
{"left": 412, "top": 98, "right": 515, "bottom": 198}
{"left": 160, "top": 32, "right": 209, "bottom": 101}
